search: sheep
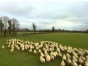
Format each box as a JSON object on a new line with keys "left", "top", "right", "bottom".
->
{"left": 67, "top": 58, "right": 72, "bottom": 64}
{"left": 1, "top": 45, "right": 5, "bottom": 50}
{"left": 72, "top": 56, "right": 78, "bottom": 62}
{"left": 45, "top": 54, "right": 50, "bottom": 62}
{"left": 21, "top": 46, "right": 24, "bottom": 51}
{"left": 78, "top": 65, "right": 82, "bottom": 66}
{"left": 10, "top": 48, "right": 14, "bottom": 54}
{"left": 50, "top": 54, "right": 54, "bottom": 60}
{"left": 15, "top": 45, "right": 20, "bottom": 50}
{"left": 62, "top": 54, "right": 66, "bottom": 61}
{"left": 40, "top": 52, "right": 45, "bottom": 57}
{"left": 40, "top": 56, "right": 45, "bottom": 63}
{"left": 73, "top": 48, "right": 78, "bottom": 52}
{"left": 78, "top": 51, "right": 83, "bottom": 56}
{"left": 78, "top": 57, "right": 84, "bottom": 64}
{"left": 85, "top": 61, "right": 88, "bottom": 66}
{"left": 58, "top": 51, "right": 62, "bottom": 57}
{"left": 38, "top": 49, "right": 41, "bottom": 53}
{"left": 81, "top": 56, "right": 86, "bottom": 61}
{"left": 34, "top": 50, "right": 37, "bottom": 54}
{"left": 60, "top": 60, "right": 65, "bottom": 66}
{"left": 56, "top": 48, "right": 60, "bottom": 52}
{"left": 66, "top": 53, "right": 71, "bottom": 59}
{"left": 71, "top": 60, "right": 78, "bottom": 66}
{"left": 4, "top": 39, "right": 88, "bottom": 66}
{"left": 24, "top": 44, "right": 29, "bottom": 50}
{"left": 67, "top": 49, "right": 72, "bottom": 54}
{"left": 29, "top": 49, "right": 32, "bottom": 53}
{"left": 51, "top": 52, "right": 57, "bottom": 58}
{"left": 63, "top": 46, "right": 67, "bottom": 51}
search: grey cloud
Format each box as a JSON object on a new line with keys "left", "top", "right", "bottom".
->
{"left": 0, "top": 2, "right": 34, "bottom": 18}
{"left": 0, "top": 1, "right": 88, "bottom": 30}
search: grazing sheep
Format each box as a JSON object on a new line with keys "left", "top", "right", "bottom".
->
{"left": 71, "top": 60, "right": 78, "bottom": 66}
{"left": 67, "top": 59, "right": 72, "bottom": 64}
{"left": 45, "top": 54, "right": 50, "bottom": 62}
{"left": 38, "top": 49, "right": 41, "bottom": 53}
{"left": 10, "top": 48, "right": 14, "bottom": 53}
{"left": 50, "top": 54, "right": 54, "bottom": 60}
{"left": 29, "top": 49, "right": 32, "bottom": 53}
{"left": 73, "top": 56, "right": 78, "bottom": 62}
{"left": 62, "top": 54, "right": 66, "bottom": 61}
{"left": 78, "top": 51, "right": 83, "bottom": 56}
{"left": 34, "top": 50, "right": 37, "bottom": 54}
{"left": 2, "top": 38, "right": 88, "bottom": 66}
{"left": 60, "top": 60, "right": 65, "bottom": 66}
{"left": 40, "top": 56, "right": 45, "bottom": 63}
{"left": 78, "top": 57, "right": 84, "bottom": 64}
{"left": 85, "top": 61, "right": 88, "bottom": 66}
{"left": 66, "top": 53, "right": 71, "bottom": 59}
{"left": 58, "top": 51, "right": 62, "bottom": 57}
{"left": 1, "top": 45, "right": 5, "bottom": 50}
{"left": 21, "top": 46, "right": 24, "bottom": 51}
{"left": 40, "top": 52, "right": 45, "bottom": 57}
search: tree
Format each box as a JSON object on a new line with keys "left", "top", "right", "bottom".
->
{"left": 11, "top": 18, "right": 19, "bottom": 36}
{"left": 2, "top": 16, "right": 9, "bottom": 36}
{"left": 8, "top": 20, "right": 12, "bottom": 36}
{"left": 32, "top": 23, "right": 36, "bottom": 34}
{"left": 0, "top": 20, "right": 4, "bottom": 36}
{"left": 52, "top": 26, "right": 55, "bottom": 32}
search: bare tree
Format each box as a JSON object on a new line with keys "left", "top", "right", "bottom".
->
{"left": 8, "top": 19, "right": 12, "bottom": 36}
{"left": 32, "top": 23, "right": 36, "bottom": 34}
{"left": 2, "top": 16, "right": 9, "bottom": 36}
{"left": 52, "top": 26, "right": 55, "bottom": 32}
{"left": 11, "top": 18, "right": 19, "bottom": 36}
{"left": 0, "top": 19, "right": 4, "bottom": 36}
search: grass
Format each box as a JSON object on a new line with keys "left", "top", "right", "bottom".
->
{"left": 0, "top": 32, "right": 88, "bottom": 66}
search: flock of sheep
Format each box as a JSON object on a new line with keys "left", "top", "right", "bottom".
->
{"left": 1, "top": 39, "right": 88, "bottom": 66}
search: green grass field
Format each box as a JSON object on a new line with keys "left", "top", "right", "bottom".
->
{"left": 0, "top": 33, "right": 88, "bottom": 66}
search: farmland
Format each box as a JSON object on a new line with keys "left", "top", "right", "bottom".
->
{"left": 0, "top": 33, "right": 88, "bottom": 66}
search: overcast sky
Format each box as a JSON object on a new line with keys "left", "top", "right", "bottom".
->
{"left": 0, "top": 1, "right": 88, "bottom": 30}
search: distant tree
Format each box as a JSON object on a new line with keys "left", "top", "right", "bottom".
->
{"left": 12, "top": 23, "right": 16, "bottom": 36}
{"left": 52, "top": 26, "right": 55, "bottom": 32}
{"left": 0, "top": 20, "right": 4, "bottom": 36}
{"left": 2, "top": 16, "right": 9, "bottom": 36}
{"left": 32, "top": 23, "right": 36, "bottom": 34}
{"left": 11, "top": 18, "right": 19, "bottom": 36}
{"left": 0, "top": 16, "right": 20, "bottom": 37}
{"left": 8, "top": 20, "right": 12, "bottom": 36}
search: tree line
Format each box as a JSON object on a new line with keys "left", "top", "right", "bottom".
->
{"left": 0, "top": 16, "right": 19, "bottom": 36}
{"left": 0, "top": 16, "right": 88, "bottom": 37}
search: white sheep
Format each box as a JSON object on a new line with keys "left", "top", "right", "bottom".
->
{"left": 78, "top": 57, "right": 84, "bottom": 64}
{"left": 45, "top": 54, "right": 50, "bottom": 62}
{"left": 58, "top": 51, "right": 62, "bottom": 57}
{"left": 85, "top": 61, "right": 88, "bottom": 66}
{"left": 40, "top": 56, "right": 45, "bottom": 63}
{"left": 34, "top": 50, "right": 37, "bottom": 54}
{"left": 10, "top": 48, "right": 14, "bottom": 53}
{"left": 60, "top": 60, "right": 65, "bottom": 66}
{"left": 1, "top": 45, "right": 5, "bottom": 50}
{"left": 78, "top": 51, "right": 83, "bottom": 56}
{"left": 67, "top": 59, "right": 71, "bottom": 64}
{"left": 50, "top": 54, "right": 54, "bottom": 60}
{"left": 66, "top": 53, "right": 71, "bottom": 59}
{"left": 40, "top": 52, "right": 45, "bottom": 57}
{"left": 29, "top": 49, "right": 32, "bottom": 53}
{"left": 71, "top": 60, "right": 78, "bottom": 66}
{"left": 62, "top": 54, "right": 66, "bottom": 61}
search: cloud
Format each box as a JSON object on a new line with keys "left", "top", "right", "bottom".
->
{"left": 0, "top": 2, "right": 34, "bottom": 18}
{"left": 0, "top": 1, "right": 88, "bottom": 30}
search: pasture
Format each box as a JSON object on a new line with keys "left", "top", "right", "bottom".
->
{"left": 0, "top": 33, "right": 88, "bottom": 66}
